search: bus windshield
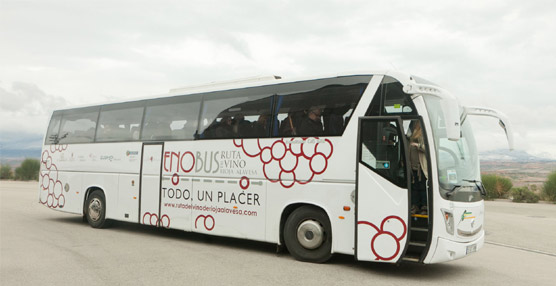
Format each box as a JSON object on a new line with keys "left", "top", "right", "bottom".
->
{"left": 423, "top": 96, "right": 482, "bottom": 202}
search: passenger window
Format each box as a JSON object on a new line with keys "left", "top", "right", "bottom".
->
{"left": 142, "top": 96, "right": 201, "bottom": 141}
{"left": 96, "top": 107, "right": 144, "bottom": 142}
{"left": 275, "top": 77, "right": 370, "bottom": 137}
{"left": 199, "top": 92, "right": 273, "bottom": 139}
{"left": 45, "top": 113, "right": 62, "bottom": 144}
{"left": 58, "top": 109, "right": 99, "bottom": 144}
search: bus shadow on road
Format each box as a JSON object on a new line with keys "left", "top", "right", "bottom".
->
{"left": 48, "top": 215, "right": 472, "bottom": 276}
{"left": 47, "top": 215, "right": 278, "bottom": 252}
{"left": 330, "top": 254, "right": 472, "bottom": 278}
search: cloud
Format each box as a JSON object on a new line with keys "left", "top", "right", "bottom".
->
{"left": 0, "top": 82, "right": 66, "bottom": 135}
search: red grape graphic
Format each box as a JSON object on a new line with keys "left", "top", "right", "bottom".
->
{"left": 358, "top": 216, "right": 407, "bottom": 261}
{"left": 195, "top": 214, "right": 215, "bottom": 231}
{"left": 142, "top": 212, "right": 171, "bottom": 228}
{"left": 233, "top": 138, "right": 333, "bottom": 188}
{"left": 39, "top": 144, "right": 68, "bottom": 209}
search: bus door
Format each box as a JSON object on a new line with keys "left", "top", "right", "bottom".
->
{"left": 355, "top": 117, "right": 411, "bottom": 263}
{"left": 139, "top": 143, "right": 164, "bottom": 227}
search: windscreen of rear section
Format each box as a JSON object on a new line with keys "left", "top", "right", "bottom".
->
{"left": 45, "top": 112, "right": 62, "bottom": 144}
{"left": 45, "top": 107, "right": 100, "bottom": 145}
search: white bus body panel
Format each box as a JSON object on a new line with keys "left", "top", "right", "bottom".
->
{"left": 140, "top": 144, "right": 163, "bottom": 226}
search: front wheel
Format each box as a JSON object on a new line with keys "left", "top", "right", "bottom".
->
{"left": 284, "top": 206, "right": 332, "bottom": 263}
{"left": 85, "top": 191, "right": 110, "bottom": 228}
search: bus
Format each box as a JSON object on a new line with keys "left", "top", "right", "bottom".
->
{"left": 39, "top": 71, "right": 513, "bottom": 264}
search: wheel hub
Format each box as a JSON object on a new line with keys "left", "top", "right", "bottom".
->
{"left": 297, "top": 220, "right": 324, "bottom": 249}
{"left": 88, "top": 198, "right": 102, "bottom": 222}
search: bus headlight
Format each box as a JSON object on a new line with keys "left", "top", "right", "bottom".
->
{"left": 441, "top": 209, "right": 454, "bottom": 235}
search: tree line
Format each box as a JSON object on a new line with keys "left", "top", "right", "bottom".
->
{"left": 2, "top": 158, "right": 556, "bottom": 203}
{"left": 482, "top": 172, "right": 556, "bottom": 203}
{"left": 1, "top": 158, "right": 40, "bottom": 181}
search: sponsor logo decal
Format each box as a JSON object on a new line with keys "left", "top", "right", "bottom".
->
{"left": 461, "top": 210, "right": 475, "bottom": 222}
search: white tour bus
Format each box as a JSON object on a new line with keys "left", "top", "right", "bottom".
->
{"left": 39, "top": 71, "right": 513, "bottom": 264}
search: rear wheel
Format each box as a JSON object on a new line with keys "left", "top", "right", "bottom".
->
{"left": 85, "top": 191, "right": 110, "bottom": 228}
{"left": 284, "top": 206, "right": 332, "bottom": 263}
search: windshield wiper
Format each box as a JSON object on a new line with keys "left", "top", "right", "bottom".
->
{"left": 446, "top": 185, "right": 462, "bottom": 198}
{"left": 462, "top": 179, "right": 486, "bottom": 197}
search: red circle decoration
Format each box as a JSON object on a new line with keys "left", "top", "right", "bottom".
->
{"left": 204, "top": 215, "right": 215, "bottom": 231}
{"left": 150, "top": 214, "right": 158, "bottom": 226}
{"left": 309, "top": 153, "right": 327, "bottom": 175}
{"left": 239, "top": 176, "right": 250, "bottom": 190}
{"left": 171, "top": 173, "right": 180, "bottom": 185}
{"left": 260, "top": 147, "right": 272, "bottom": 164}
{"left": 279, "top": 171, "right": 296, "bottom": 188}
{"left": 371, "top": 232, "right": 400, "bottom": 261}
{"left": 271, "top": 140, "right": 287, "bottom": 161}
{"left": 160, "top": 214, "right": 171, "bottom": 228}
{"left": 142, "top": 213, "right": 150, "bottom": 224}
{"left": 58, "top": 194, "right": 65, "bottom": 208}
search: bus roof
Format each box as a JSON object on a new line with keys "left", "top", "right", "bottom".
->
{"left": 52, "top": 70, "right": 422, "bottom": 112}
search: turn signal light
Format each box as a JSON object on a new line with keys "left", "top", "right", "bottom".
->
{"left": 441, "top": 209, "right": 454, "bottom": 235}
{"left": 343, "top": 206, "right": 351, "bottom": 211}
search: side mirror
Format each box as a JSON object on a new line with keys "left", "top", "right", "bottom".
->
{"left": 462, "top": 106, "right": 514, "bottom": 150}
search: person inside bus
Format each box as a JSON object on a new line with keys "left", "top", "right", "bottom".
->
{"left": 323, "top": 106, "right": 348, "bottom": 136}
{"left": 251, "top": 114, "right": 269, "bottom": 137}
{"left": 214, "top": 116, "right": 234, "bottom": 138}
{"left": 232, "top": 114, "right": 252, "bottom": 137}
{"left": 279, "top": 111, "right": 297, "bottom": 136}
{"left": 297, "top": 106, "right": 324, "bottom": 136}
{"left": 409, "top": 121, "right": 428, "bottom": 215}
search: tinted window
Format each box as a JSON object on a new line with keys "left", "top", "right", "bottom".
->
{"left": 367, "top": 76, "right": 417, "bottom": 116}
{"left": 199, "top": 91, "right": 273, "bottom": 139}
{"left": 274, "top": 76, "right": 370, "bottom": 137}
{"left": 96, "top": 107, "right": 144, "bottom": 142}
{"left": 58, "top": 108, "right": 99, "bottom": 144}
{"left": 142, "top": 95, "right": 201, "bottom": 141}
{"left": 359, "top": 118, "right": 407, "bottom": 188}
{"left": 45, "top": 113, "right": 62, "bottom": 144}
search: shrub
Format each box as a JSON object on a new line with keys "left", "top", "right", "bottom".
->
{"left": 1, "top": 164, "right": 13, "bottom": 180}
{"left": 511, "top": 187, "right": 540, "bottom": 203}
{"left": 481, "top": 174, "right": 513, "bottom": 200}
{"left": 14, "top": 158, "right": 40, "bottom": 181}
{"left": 544, "top": 171, "right": 556, "bottom": 202}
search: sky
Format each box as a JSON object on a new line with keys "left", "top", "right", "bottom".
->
{"left": 1, "top": 0, "right": 555, "bottom": 158}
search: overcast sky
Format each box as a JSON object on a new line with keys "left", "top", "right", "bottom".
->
{"left": 1, "top": 0, "right": 555, "bottom": 158}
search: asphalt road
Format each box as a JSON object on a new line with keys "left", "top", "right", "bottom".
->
{"left": 1, "top": 181, "right": 555, "bottom": 285}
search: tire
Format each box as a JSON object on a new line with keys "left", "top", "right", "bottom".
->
{"left": 85, "top": 190, "right": 110, "bottom": 228}
{"left": 284, "top": 206, "right": 332, "bottom": 263}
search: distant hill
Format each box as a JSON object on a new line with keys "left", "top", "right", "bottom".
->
{"left": 0, "top": 148, "right": 42, "bottom": 167}
{"left": 480, "top": 149, "right": 556, "bottom": 187}
{"left": 479, "top": 149, "right": 556, "bottom": 162}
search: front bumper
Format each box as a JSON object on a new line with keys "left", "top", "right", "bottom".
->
{"left": 427, "top": 231, "right": 485, "bottom": 264}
